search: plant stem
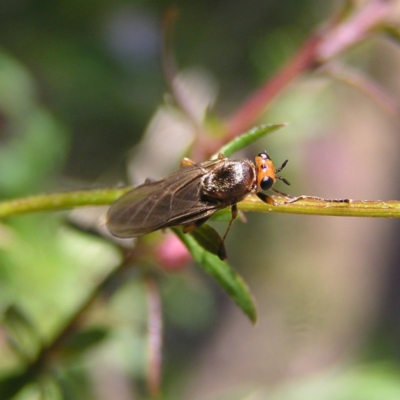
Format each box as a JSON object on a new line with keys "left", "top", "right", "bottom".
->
{"left": 239, "top": 196, "right": 400, "bottom": 218}
{"left": 223, "top": 0, "right": 391, "bottom": 143}
{"left": 145, "top": 276, "right": 163, "bottom": 399}
{"left": 225, "top": 34, "right": 322, "bottom": 139}
{"left": 0, "top": 189, "right": 399, "bottom": 221}
{"left": 0, "top": 188, "right": 131, "bottom": 219}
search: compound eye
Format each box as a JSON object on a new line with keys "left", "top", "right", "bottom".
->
{"left": 260, "top": 176, "right": 274, "bottom": 191}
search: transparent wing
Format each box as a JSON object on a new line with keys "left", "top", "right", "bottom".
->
{"left": 106, "top": 160, "right": 223, "bottom": 238}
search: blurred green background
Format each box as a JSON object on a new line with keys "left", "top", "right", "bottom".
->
{"left": 2, "top": 0, "right": 400, "bottom": 399}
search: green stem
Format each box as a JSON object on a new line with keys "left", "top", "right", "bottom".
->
{"left": 0, "top": 188, "right": 131, "bottom": 219}
{"left": 239, "top": 196, "right": 400, "bottom": 218}
{"left": 0, "top": 189, "right": 399, "bottom": 220}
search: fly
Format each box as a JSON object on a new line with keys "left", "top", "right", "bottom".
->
{"left": 106, "top": 151, "right": 290, "bottom": 259}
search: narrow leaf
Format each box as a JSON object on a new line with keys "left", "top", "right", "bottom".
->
{"left": 4, "top": 305, "right": 37, "bottom": 337}
{"left": 384, "top": 25, "right": 400, "bottom": 43}
{"left": 3, "top": 305, "right": 40, "bottom": 359}
{"left": 0, "top": 371, "right": 35, "bottom": 400}
{"left": 214, "top": 123, "right": 287, "bottom": 158}
{"left": 189, "top": 224, "right": 226, "bottom": 259}
{"left": 61, "top": 327, "right": 109, "bottom": 356}
{"left": 173, "top": 228, "right": 257, "bottom": 323}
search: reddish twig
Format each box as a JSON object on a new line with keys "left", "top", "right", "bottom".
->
{"left": 317, "top": 0, "right": 390, "bottom": 61}
{"left": 161, "top": 8, "right": 205, "bottom": 133}
{"left": 223, "top": 0, "right": 392, "bottom": 144}
{"left": 321, "top": 61, "right": 400, "bottom": 121}
{"left": 145, "top": 276, "right": 163, "bottom": 399}
{"left": 225, "top": 34, "right": 322, "bottom": 140}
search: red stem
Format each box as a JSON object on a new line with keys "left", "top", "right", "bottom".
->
{"left": 145, "top": 276, "right": 163, "bottom": 399}
{"left": 225, "top": 34, "right": 322, "bottom": 139}
{"left": 224, "top": 0, "right": 391, "bottom": 143}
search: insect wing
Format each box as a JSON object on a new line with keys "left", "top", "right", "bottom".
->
{"left": 107, "top": 181, "right": 161, "bottom": 237}
{"left": 106, "top": 160, "right": 223, "bottom": 238}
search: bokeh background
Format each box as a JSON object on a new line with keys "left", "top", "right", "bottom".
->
{"left": 1, "top": 0, "right": 400, "bottom": 399}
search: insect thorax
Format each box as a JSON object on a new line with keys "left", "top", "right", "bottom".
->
{"left": 200, "top": 159, "right": 256, "bottom": 202}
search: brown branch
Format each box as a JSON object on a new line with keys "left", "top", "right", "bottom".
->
{"left": 161, "top": 8, "right": 205, "bottom": 133}
{"left": 225, "top": 34, "right": 322, "bottom": 140}
{"left": 223, "top": 0, "right": 392, "bottom": 145}
{"left": 321, "top": 61, "right": 400, "bottom": 121}
{"left": 145, "top": 276, "right": 163, "bottom": 399}
{"left": 317, "top": 0, "right": 390, "bottom": 61}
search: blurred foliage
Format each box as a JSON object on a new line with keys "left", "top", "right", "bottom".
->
{"left": 0, "top": 52, "right": 68, "bottom": 196}
{"left": 0, "top": 0, "right": 324, "bottom": 180}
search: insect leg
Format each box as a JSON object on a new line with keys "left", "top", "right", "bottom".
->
{"left": 283, "top": 195, "right": 350, "bottom": 204}
{"left": 258, "top": 190, "right": 350, "bottom": 205}
{"left": 256, "top": 192, "right": 277, "bottom": 205}
{"left": 218, "top": 204, "right": 238, "bottom": 259}
{"left": 179, "top": 157, "right": 196, "bottom": 168}
{"left": 182, "top": 217, "right": 210, "bottom": 233}
{"left": 271, "top": 188, "right": 293, "bottom": 197}
{"left": 180, "top": 158, "right": 196, "bottom": 168}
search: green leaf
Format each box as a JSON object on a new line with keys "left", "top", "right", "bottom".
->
{"left": 0, "top": 370, "right": 35, "bottom": 400}
{"left": 173, "top": 228, "right": 257, "bottom": 323}
{"left": 383, "top": 25, "right": 400, "bottom": 43}
{"left": 208, "top": 208, "right": 232, "bottom": 222}
{"left": 214, "top": 123, "right": 287, "bottom": 158}
{"left": 3, "top": 305, "right": 40, "bottom": 359}
{"left": 3, "top": 305, "right": 37, "bottom": 337}
{"left": 189, "top": 224, "right": 226, "bottom": 259}
{"left": 61, "top": 327, "right": 109, "bottom": 356}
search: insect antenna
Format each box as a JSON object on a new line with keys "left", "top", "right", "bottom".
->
{"left": 278, "top": 176, "right": 290, "bottom": 185}
{"left": 276, "top": 159, "right": 290, "bottom": 186}
{"left": 276, "top": 159, "right": 288, "bottom": 173}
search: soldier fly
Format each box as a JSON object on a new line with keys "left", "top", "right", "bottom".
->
{"left": 106, "top": 151, "right": 290, "bottom": 259}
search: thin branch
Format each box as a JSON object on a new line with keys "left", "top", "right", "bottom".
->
{"left": 239, "top": 195, "right": 400, "bottom": 218}
{"left": 225, "top": 34, "right": 322, "bottom": 139}
{"left": 161, "top": 8, "right": 204, "bottom": 132}
{"left": 145, "top": 276, "right": 163, "bottom": 399}
{"left": 0, "top": 188, "right": 131, "bottom": 219}
{"left": 223, "top": 0, "right": 392, "bottom": 144}
{"left": 0, "top": 189, "right": 400, "bottom": 222}
{"left": 317, "top": 0, "right": 390, "bottom": 61}
{"left": 321, "top": 61, "right": 400, "bottom": 121}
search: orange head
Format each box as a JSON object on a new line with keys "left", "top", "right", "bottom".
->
{"left": 255, "top": 151, "right": 290, "bottom": 191}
